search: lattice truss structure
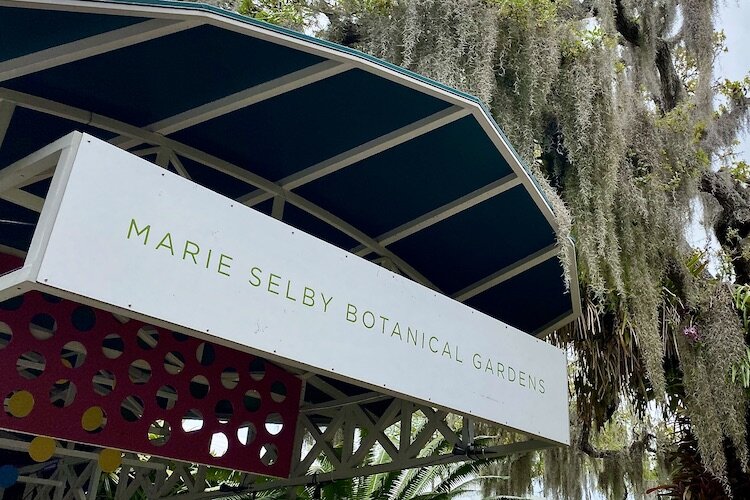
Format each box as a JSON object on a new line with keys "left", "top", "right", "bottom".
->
{"left": 0, "top": 395, "right": 550, "bottom": 499}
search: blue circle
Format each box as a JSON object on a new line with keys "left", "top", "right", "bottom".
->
{"left": 0, "top": 464, "right": 18, "bottom": 488}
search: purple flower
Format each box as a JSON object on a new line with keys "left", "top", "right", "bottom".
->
{"left": 683, "top": 325, "right": 700, "bottom": 343}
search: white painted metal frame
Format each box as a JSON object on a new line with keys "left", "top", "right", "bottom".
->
{"left": 0, "top": 389, "right": 551, "bottom": 500}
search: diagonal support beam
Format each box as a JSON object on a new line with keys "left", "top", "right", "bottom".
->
{"left": 352, "top": 173, "right": 521, "bottom": 256}
{"left": 0, "top": 19, "right": 197, "bottom": 83}
{"left": 0, "top": 99, "right": 14, "bottom": 150}
{"left": 169, "top": 152, "right": 192, "bottom": 180}
{"left": 239, "top": 105, "right": 471, "bottom": 207}
{"left": 0, "top": 189, "right": 44, "bottom": 212}
{"left": 452, "top": 243, "right": 559, "bottom": 302}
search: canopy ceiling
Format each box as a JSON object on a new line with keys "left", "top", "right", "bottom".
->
{"left": 0, "top": 0, "right": 579, "bottom": 336}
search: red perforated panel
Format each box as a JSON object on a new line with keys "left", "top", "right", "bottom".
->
{"left": 0, "top": 256, "right": 301, "bottom": 477}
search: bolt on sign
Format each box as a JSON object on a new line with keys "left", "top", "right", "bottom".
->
{"left": 0, "top": 133, "right": 569, "bottom": 451}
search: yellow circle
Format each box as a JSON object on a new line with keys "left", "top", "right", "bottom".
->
{"left": 28, "top": 436, "right": 56, "bottom": 462}
{"left": 7, "top": 390, "right": 34, "bottom": 418}
{"left": 98, "top": 448, "right": 122, "bottom": 473}
{"left": 81, "top": 406, "right": 105, "bottom": 432}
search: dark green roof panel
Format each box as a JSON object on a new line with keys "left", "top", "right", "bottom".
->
{"left": 466, "top": 257, "right": 569, "bottom": 334}
{"left": 388, "top": 185, "right": 556, "bottom": 295}
{"left": 0, "top": 107, "right": 112, "bottom": 167}
{"left": 295, "top": 115, "right": 515, "bottom": 236}
{"left": 170, "top": 68, "right": 453, "bottom": 181}
{"left": 0, "top": 7, "right": 145, "bottom": 62}
{"left": 5, "top": 25, "right": 326, "bottom": 126}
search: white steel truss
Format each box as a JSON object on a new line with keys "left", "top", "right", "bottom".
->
{"left": 0, "top": 381, "right": 552, "bottom": 500}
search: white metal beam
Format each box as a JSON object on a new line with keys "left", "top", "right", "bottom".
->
{"left": 239, "top": 105, "right": 471, "bottom": 207}
{"left": 169, "top": 151, "right": 192, "bottom": 180}
{"left": 155, "top": 147, "right": 170, "bottom": 168}
{"left": 271, "top": 195, "right": 285, "bottom": 220}
{"left": 452, "top": 243, "right": 560, "bottom": 302}
{"left": 0, "top": 100, "right": 14, "bottom": 150}
{"left": 0, "top": 188, "right": 44, "bottom": 212}
{"left": 0, "top": 133, "right": 69, "bottom": 192}
{"left": 0, "top": 19, "right": 197, "bottom": 83}
{"left": 0, "top": 437, "right": 164, "bottom": 470}
{"left": 352, "top": 173, "right": 521, "bottom": 256}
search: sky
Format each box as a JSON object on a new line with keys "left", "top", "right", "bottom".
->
{"left": 686, "top": 1, "right": 750, "bottom": 258}
{"left": 717, "top": 0, "right": 750, "bottom": 162}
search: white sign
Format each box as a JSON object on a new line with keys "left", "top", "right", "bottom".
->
{"left": 36, "top": 135, "right": 569, "bottom": 444}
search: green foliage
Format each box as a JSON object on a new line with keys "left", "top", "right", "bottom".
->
{"left": 238, "top": 0, "right": 307, "bottom": 28}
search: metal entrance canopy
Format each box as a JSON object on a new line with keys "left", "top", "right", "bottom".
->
{"left": 0, "top": 0, "right": 579, "bottom": 497}
{"left": 0, "top": 0, "right": 579, "bottom": 336}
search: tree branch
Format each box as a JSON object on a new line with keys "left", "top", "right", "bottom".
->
{"left": 614, "top": 0, "right": 641, "bottom": 46}
{"left": 700, "top": 170, "right": 750, "bottom": 284}
{"left": 613, "top": 0, "right": 684, "bottom": 112}
{"left": 655, "top": 39, "right": 686, "bottom": 112}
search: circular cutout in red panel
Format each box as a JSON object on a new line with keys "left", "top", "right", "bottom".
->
{"left": 164, "top": 351, "right": 185, "bottom": 375}
{"left": 93, "top": 370, "right": 116, "bottom": 396}
{"left": 17, "top": 351, "right": 45, "bottom": 379}
{"left": 136, "top": 326, "right": 159, "bottom": 350}
{"left": 215, "top": 400, "right": 233, "bottom": 424}
{"left": 102, "top": 334, "right": 124, "bottom": 359}
{"left": 0, "top": 322, "right": 12, "bottom": 349}
{"left": 61, "top": 341, "right": 87, "bottom": 369}
{"left": 148, "top": 419, "right": 171, "bottom": 446}
{"left": 260, "top": 444, "right": 278, "bottom": 466}
{"left": 71, "top": 306, "right": 95, "bottom": 332}
{"left": 237, "top": 422, "right": 256, "bottom": 445}
{"left": 120, "top": 396, "right": 144, "bottom": 422}
{"left": 182, "top": 409, "right": 203, "bottom": 433}
{"left": 196, "top": 343, "right": 215, "bottom": 366}
{"left": 189, "top": 375, "right": 210, "bottom": 399}
{"left": 249, "top": 358, "right": 265, "bottom": 381}
{"left": 243, "top": 390, "right": 261, "bottom": 412}
{"left": 29, "top": 314, "right": 56, "bottom": 341}
{"left": 128, "top": 359, "right": 152, "bottom": 385}
{"left": 156, "top": 385, "right": 177, "bottom": 410}
{"left": 50, "top": 379, "right": 77, "bottom": 408}
{"left": 221, "top": 368, "right": 239, "bottom": 389}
